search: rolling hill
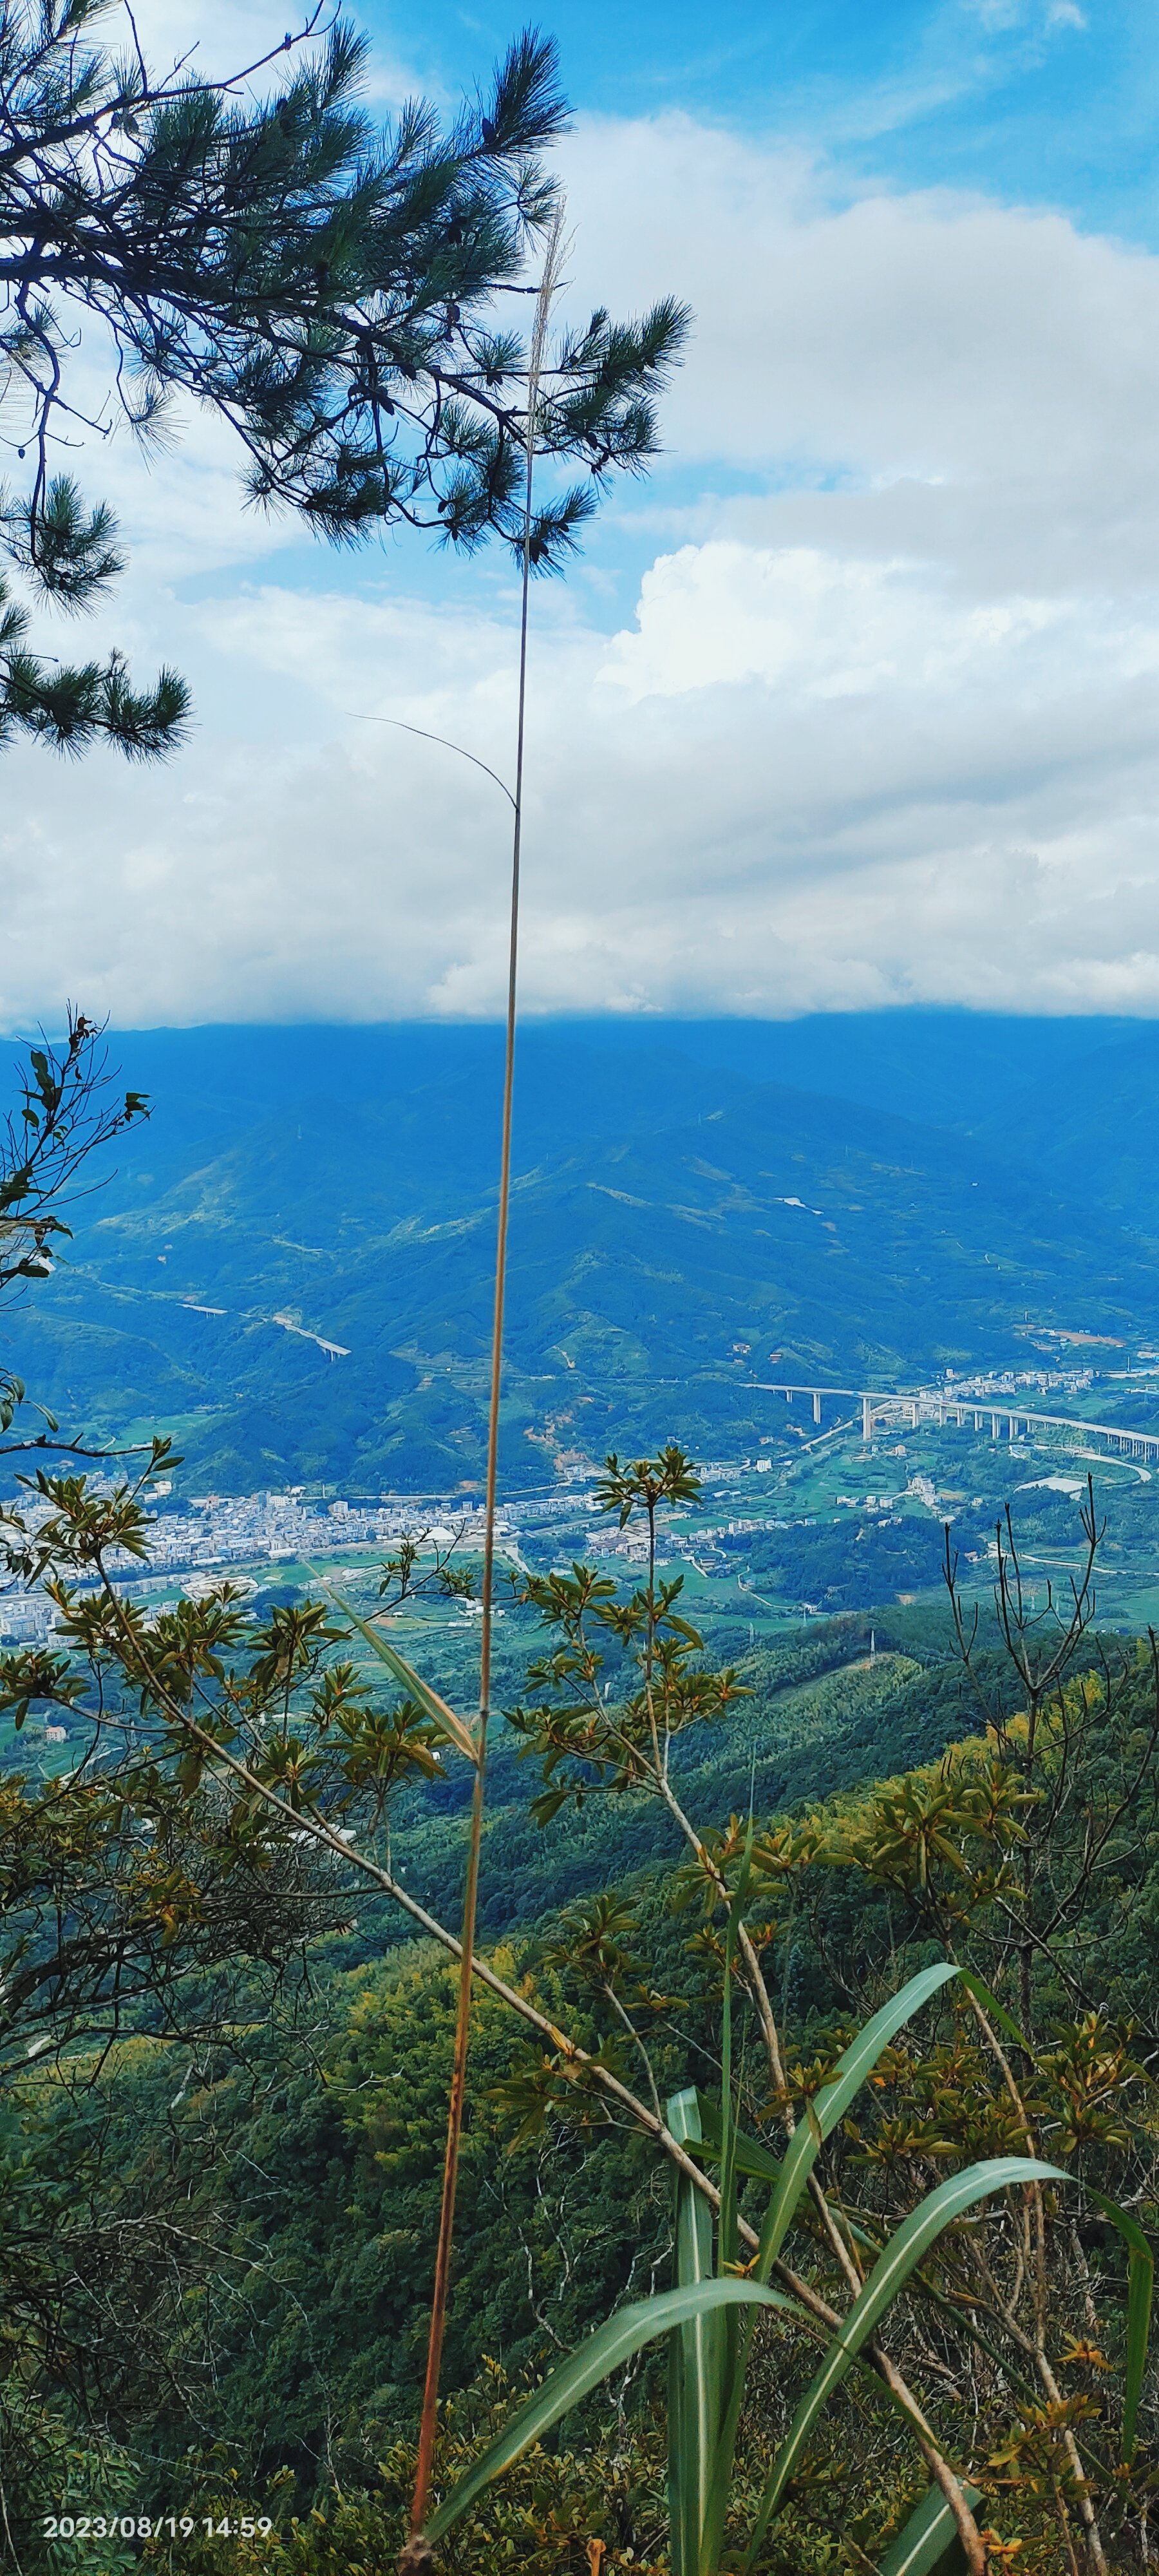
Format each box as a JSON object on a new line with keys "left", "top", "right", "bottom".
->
{"left": 5, "top": 1013, "right": 1158, "bottom": 1493}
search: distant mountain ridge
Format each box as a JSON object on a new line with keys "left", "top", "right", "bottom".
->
{"left": 5, "top": 1012, "right": 1158, "bottom": 1493}
{"left": 972, "top": 1023, "right": 1159, "bottom": 1234}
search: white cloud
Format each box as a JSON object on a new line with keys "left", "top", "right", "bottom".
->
{"left": 560, "top": 115, "right": 1159, "bottom": 587}
{"left": 127, "top": 0, "right": 422, "bottom": 112}
{"left": 7, "top": 109, "right": 1159, "bottom": 1027}
{"left": 598, "top": 544, "right": 1075, "bottom": 699}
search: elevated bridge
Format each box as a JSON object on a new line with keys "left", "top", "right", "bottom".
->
{"left": 756, "top": 1383, "right": 1159, "bottom": 1464}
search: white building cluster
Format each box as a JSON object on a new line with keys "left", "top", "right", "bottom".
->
{"left": 0, "top": 1484, "right": 509, "bottom": 1643}
{"left": 946, "top": 1367, "right": 1095, "bottom": 1400}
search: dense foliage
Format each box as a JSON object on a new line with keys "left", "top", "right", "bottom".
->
{"left": 0, "top": 1447, "right": 1156, "bottom": 2572}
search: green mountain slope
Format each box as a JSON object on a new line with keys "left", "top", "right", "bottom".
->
{"left": 972, "top": 1021, "right": 1159, "bottom": 1236}
{"left": 7, "top": 1019, "right": 1158, "bottom": 1492}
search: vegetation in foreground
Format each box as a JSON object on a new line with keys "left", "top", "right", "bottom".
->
{"left": 0, "top": 1439, "right": 1156, "bottom": 2572}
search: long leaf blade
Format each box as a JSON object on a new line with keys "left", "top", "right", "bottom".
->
{"left": 704, "top": 1827, "right": 757, "bottom": 2575}
{"left": 743, "top": 2155, "right": 1064, "bottom": 2568}
{"left": 695, "top": 2092, "right": 782, "bottom": 2185}
{"left": 957, "top": 1966, "right": 1026, "bottom": 2051}
{"left": 698, "top": 2096, "right": 1033, "bottom": 2401}
{"left": 1087, "top": 2186, "right": 1155, "bottom": 2460}
{"left": 317, "top": 1576, "right": 480, "bottom": 1766}
{"left": 668, "top": 2088, "right": 723, "bottom": 2576}
{"left": 754, "top": 1960, "right": 960, "bottom": 2280}
{"left": 718, "top": 1820, "right": 754, "bottom": 2275}
{"left": 880, "top": 2483, "right": 982, "bottom": 2576}
{"left": 425, "top": 2277, "right": 800, "bottom": 2544}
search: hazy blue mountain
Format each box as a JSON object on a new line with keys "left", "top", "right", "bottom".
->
{"left": 562, "top": 1011, "right": 1133, "bottom": 1132}
{"left": 972, "top": 1023, "right": 1159, "bottom": 1235}
{"left": 6, "top": 1014, "right": 1158, "bottom": 1494}
{"left": 31, "top": 1009, "right": 1130, "bottom": 1168}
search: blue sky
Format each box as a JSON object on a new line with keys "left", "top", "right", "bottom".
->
{"left": 364, "top": 0, "right": 1159, "bottom": 243}
{"left": 273, "top": 0, "right": 1159, "bottom": 625}
{"left": 6, "top": 0, "right": 1159, "bottom": 1031}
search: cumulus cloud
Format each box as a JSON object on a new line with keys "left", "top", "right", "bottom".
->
{"left": 560, "top": 114, "right": 1159, "bottom": 590}
{"left": 6, "top": 102, "right": 1159, "bottom": 1028}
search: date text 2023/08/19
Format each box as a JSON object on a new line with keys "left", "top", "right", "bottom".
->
{"left": 42, "top": 2515, "right": 275, "bottom": 2542}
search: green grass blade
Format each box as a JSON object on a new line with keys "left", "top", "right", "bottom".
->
{"left": 702, "top": 1825, "right": 757, "bottom": 2574}
{"left": 957, "top": 1967, "right": 1028, "bottom": 2050}
{"left": 697, "top": 2092, "right": 1033, "bottom": 2401}
{"left": 753, "top": 1960, "right": 960, "bottom": 2282}
{"left": 668, "top": 2089, "right": 723, "bottom": 2576}
{"left": 425, "top": 2277, "right": 799, "bottom": 2544}
{"left": 879, "top": 2482, "right": 982, "bottom": 2576}
{"left": 742, "top": 2155, "right": 1064, "bottom": 2569}
{"left": 694, "top": 2092, "right": 782, "bottom": 2185}
{"left": 718, "top": 1823, "right": 753, "bottom": 2275}
{"left": 1086, "top": 2186, "right": 1154, "bottom": 2460}
{"left": 316, "top": 1576, "right": 480, "bottom": 1766}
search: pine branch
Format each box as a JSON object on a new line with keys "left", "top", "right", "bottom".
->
{"left": 0, "top": 6, "right": 690, "bottom": 744}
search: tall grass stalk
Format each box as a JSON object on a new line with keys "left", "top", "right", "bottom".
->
{"left": 404, "top": 203, "right": 570, "bottom": 2562}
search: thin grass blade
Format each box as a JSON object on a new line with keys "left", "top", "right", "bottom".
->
{"left": 879, "top": 2482, "right": 982, "bottom": 2576}
{"left": 694, "top": 2092, "right": 782, "bottom": 2184}
{"left": 753, "top": 1960, "right": 959, "bottom": 2281}
{"left": 957, "top": 1966, "right": 1028, "bottom": 2050}
{"left": 425, "top": 2277, "right": 799, "bottom": 2544}
{"left": 702, "top": 1830, "right": 757, "bottom": 2575}
{"left": 717, "top": 1821, "right": 753, "bottom": 2273}
{"left": 742, "top": 2155, "right": 1064, "bottom": 2569}
{"left": 696, "top": 2096, "right": 1035, "bottom": 2403}
{"left": 317, "top": 1577, "right": 480, "bottom": 1766}
{"left": 668, "top": 2088, "right": 724, "bottom": 2576}
{"left": 1086, "top": 2186, "right": 1154, "bottom": 2459}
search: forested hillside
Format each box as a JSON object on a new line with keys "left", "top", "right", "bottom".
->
{"left": 8, "top": 1014, "right": 1159, "bottom": 1494}
{"left": 3, "top": 1453, "right": 1156, "bottom": 2575}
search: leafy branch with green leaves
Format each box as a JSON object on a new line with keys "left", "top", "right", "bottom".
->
{"left": 1, "top": 1447, "right": 1156, "bottom": 2570}
{"left": 0, "top": 1008, "right": 150, "bottom": 1452}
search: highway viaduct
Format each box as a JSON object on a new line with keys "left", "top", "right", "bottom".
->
{"left": 756, "top": 1383, "right": 1159, "bottom": 1464}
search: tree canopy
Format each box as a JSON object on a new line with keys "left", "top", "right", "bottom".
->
{"left": 0, "top": 2, "right": 688, "bottom": 755}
